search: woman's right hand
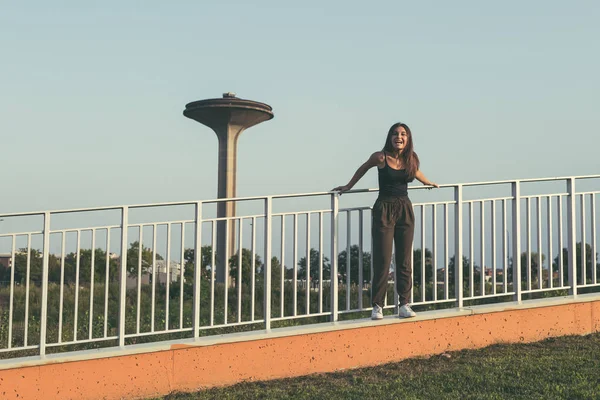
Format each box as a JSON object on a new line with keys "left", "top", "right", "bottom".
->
{"left": 331, "top": 185, "right": 351, "bottom": 194}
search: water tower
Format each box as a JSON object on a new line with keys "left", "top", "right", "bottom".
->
{"left": 184, "top": 93, "right": 274, "bottom": 282}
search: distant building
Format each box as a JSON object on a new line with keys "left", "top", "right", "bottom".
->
{"left": 484, "top": 267, "right": 493, "bottom": 282}
{"left": 437, "top": 268, "right": 446, "bottom": 283}
{"left": 0, "top": 254, "right": 11, "bottom": 269}
{"left": 125, "top": 260, "right": 183, "bottom": 289}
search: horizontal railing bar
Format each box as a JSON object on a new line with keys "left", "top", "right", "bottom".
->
{"left": 271, "top": 192, "right": 352, "bottom": 199}
{"left": 271, "top": 312, "right": 331, "bottom": 322}
{"left": 202, "top": 210, "right": 332, "bottom": 223}
{"left": 399, "top": 298, "right": 458, "bottom": 306}
{"left": 49, "top": 226, "right": 121, "bottom": 234}
{"left": 459, "top": 175, "right": 600, "bottom": 188}
{"left": 338, "top": 175, "right": 599, "bottom": 194}
{"left": 0, "top": 345, "right": 38, "bottom": 354}
{"left": 122, "top": 319, "right": 276, "bottom": 337}
{"left": 202, "top": 210, "right": 334, "bottom": 223}
{"left": 3, "top": 175, "right": 598, "bottom": 218}
{"left": 577, "top": 283, "right": 600, "bottom": 288}
{"left": 126, "top": 220, "right": 194, "bottom": 228}
{"left": 0, "top": 231, "right": 43, "bottom": 238}
{"left": 520, "top": 193, "right": 568, "bottom": 200}
{"left": 200, "top": 214, "right": 265, "bottom": 223}
{"left": 332, "top": 309, "right": 369, "bottom": 315}
{"left": 198, "top": 320, "right": 266, "bottom": 330}
{"left": 463, "top": 292, "right": 516, "bottom": 301}
{"left": 20, "top": 203, "right": 198, "bottom": 217}
{"left": 578, "top": 191, "right": 600, "bottom": 196}
{"left": 338, "top": 206, "right": 372, "bottom": 212}
{"left": 522, "top": 286, "right": 572, "bottom": 294}
{"left": 200, "top": 215, "right": 263, "bottom": 223}
{"left": 1, "top": 192, "right": 338, "bottom": 217}
{"left": 45, "top": 336, "right": 119, "bottom": 348}
{"left": 412, "top": 200, "right": 459, "bottom": 207}
{"left": 273, "top": 210, "right": 331, "bottom": 217}
{"left": 463, "top": 197, "right": 514, "bottom": 204}
{"left": 124, "top": 328, "right": 194, "bottom": 338}
{"left": 463, "top": 194, "right": 570, "bottom": 204}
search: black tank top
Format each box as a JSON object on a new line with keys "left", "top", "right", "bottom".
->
{"left": 377, "top": 152, "right": 411, "bottom": 197}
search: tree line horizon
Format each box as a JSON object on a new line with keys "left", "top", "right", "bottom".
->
{"left": 1, "top": 240, "right": 598, "bottom": 288}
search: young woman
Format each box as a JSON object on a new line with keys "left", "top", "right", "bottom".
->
{"left": 332, "top": 122, "right": 439, "bottom": 319}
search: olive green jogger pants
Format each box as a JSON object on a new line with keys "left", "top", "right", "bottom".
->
{"left": 371, "top": 196, "right": 415, "bottom": 307}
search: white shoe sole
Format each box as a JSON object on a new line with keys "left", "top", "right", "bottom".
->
{"left": 398, "top": 313, "right": 416, "bottom": 318}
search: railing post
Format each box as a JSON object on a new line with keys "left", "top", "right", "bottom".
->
{"left": 39, "top": 212, "right": 51, "bottom": 357}
{"left": 118, "top": 206, "right": 129, "bottom": 347}
{"left": 193, "top": 202, "right": 203, "bottom": 339}
{"left": 454, "top": 185, "right": 463, "bottom": 308}
{"left": 512, "top": 181, "right": 522, "bottom": 303}
{"left": 330, "top": 193, "right": 339, "bottom": 322}
{"left": 264, "top": 197, "right": 272, "bottom": 331}
{"left": 567, "top": 178, "right": 577, "bottom": 298}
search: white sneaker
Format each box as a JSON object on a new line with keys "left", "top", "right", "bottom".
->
{"left": 371, "top": 304, "right": 383, "bottom": 320}
{"left": 398, "top": 304, "right": 416, "bottom": 318}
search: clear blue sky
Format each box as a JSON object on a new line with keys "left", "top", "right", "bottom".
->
{"left": 1, "top": 1, "right": 599, "bottom": 214}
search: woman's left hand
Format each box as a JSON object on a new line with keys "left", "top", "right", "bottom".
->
{"left": 415, "top": 170, "right": 439, "bottom": 189}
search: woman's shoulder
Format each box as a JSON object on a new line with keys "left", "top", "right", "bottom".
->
{"left": 369, "top": 151, "right": 386, "bottom": 163}
{"left": 367, "top": 151, "right": 386, "bottom": 169}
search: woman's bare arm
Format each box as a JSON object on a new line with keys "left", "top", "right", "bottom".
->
{"left": 332, "top": 152, "right": 383, "bottom": 193}
{"left": 415, "top": 170, "right": 439, "bottom": 188}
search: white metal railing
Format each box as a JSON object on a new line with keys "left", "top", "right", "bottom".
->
{"left": 0, "top": 175, "right": 598, "bottom": 362}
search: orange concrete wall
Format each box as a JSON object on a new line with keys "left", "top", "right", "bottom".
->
{"left": 2, "top": 299, "right": 600, "bottom": 400}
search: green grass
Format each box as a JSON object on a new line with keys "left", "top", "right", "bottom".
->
{"left": 157, "top": 333, "right": 600, "bottom": 400}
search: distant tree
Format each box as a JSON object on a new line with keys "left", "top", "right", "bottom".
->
{"left": 520, "top": 251, "right": 545, "bottom": 285}
{"left": 270, "top": 256, "right": 283, "bottom": 286}
{"left": 62, "top": 248, "right": 119, "bottom": 284}
{"left": 229, "top": 248, "right": 262, "bottom": 286}
{"left": 298, "top": 248, "right": 331, "bottom": 281}
{"left": 183, "top": 245, "right": 213, "bottom": 282}
{"left": 553, "top": 242, "right": 598, "bottom": 284}
{"left": 11, "top": 248, "right": 44, "bottom": 284}
{"left": 126, "top": 241, "right": 163, "bottom": 278}
{"left": 447, "top": 255, "right": 473, "bottom": 287}
{"left": 337, "top": 245, "right": 371, "bottom": 285}
{"left": 7, "top": 247, "right": 121, "bottom": 286}
{"left": 0, "top": 258, "right": 9, "bottom": 282}
{"left": 284, "top": 266, "right": 295, "bottom": 280}
{"left": 412, "top": 248, "right": 434, "bottom": 285}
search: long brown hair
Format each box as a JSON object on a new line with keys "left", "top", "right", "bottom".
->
{"left": 382, "top": 122, "right": 420, "bottom": 180}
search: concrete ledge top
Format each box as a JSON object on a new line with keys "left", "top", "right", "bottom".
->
{"left": 2, "top": 292, "right": 600, "bottom": 371}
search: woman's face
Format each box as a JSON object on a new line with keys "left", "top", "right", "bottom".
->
{"left": 389, "top": 126, "right": 409, "bottom": 152}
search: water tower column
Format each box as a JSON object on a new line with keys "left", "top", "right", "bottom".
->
{"left": 184, "top": 93, "right": 274, "bottom": 283}
{"left": 216, "top": 125, "right": 241, "bottom": 282}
